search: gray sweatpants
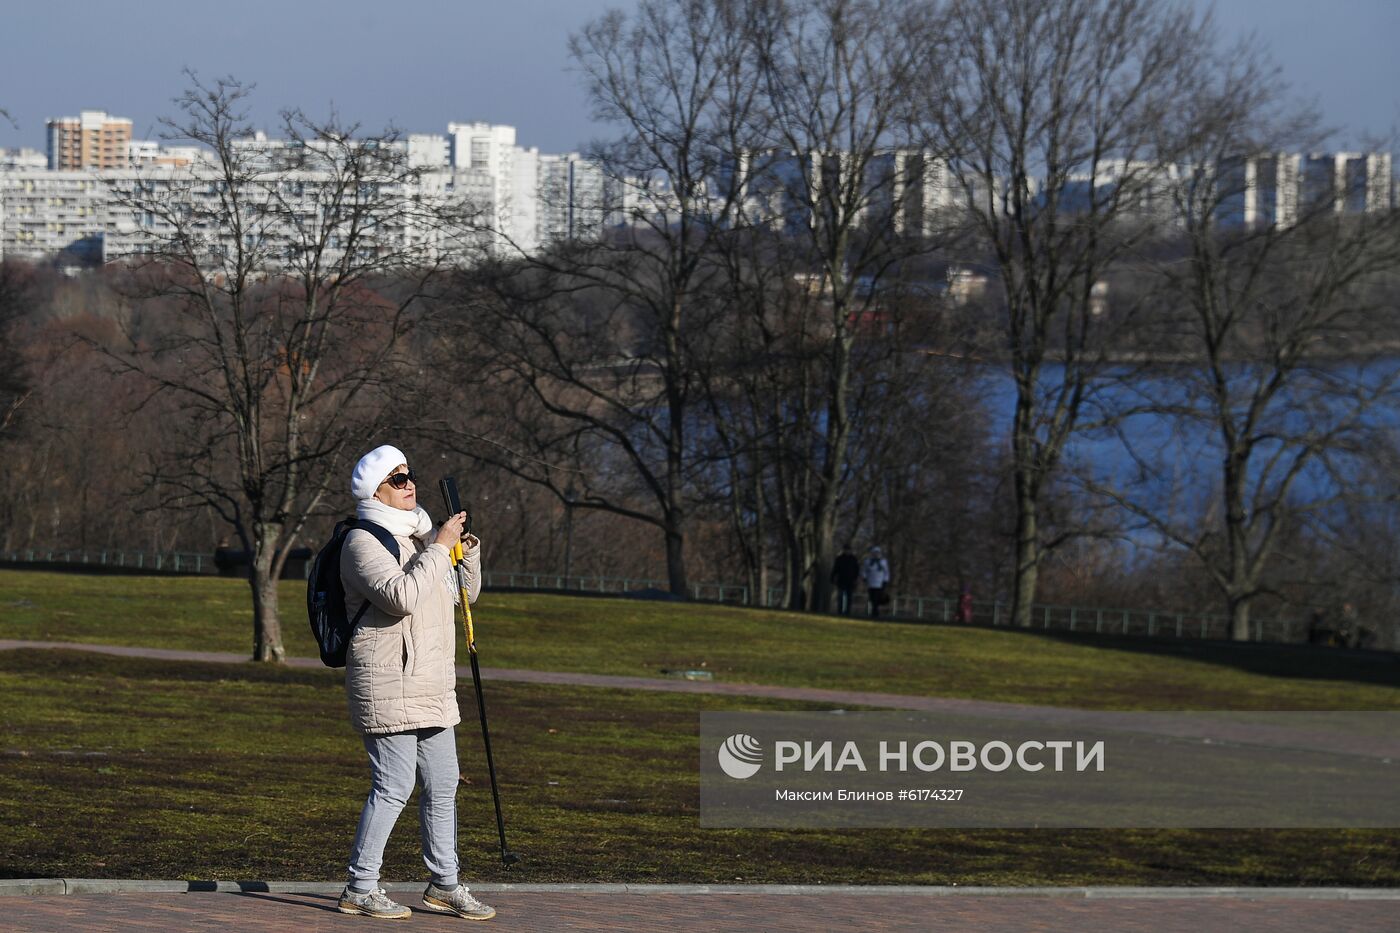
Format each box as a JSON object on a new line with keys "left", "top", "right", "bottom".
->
{"left": 347, "top": 726, "right": 460, "bottom": 890}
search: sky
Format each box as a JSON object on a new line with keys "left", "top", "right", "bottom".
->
{"left": 1, "top": 0, "right": 1396, "bottom": 155}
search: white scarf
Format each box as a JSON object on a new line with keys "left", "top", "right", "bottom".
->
{"left": 355, "top": 498, "right": 461, "bottom": 604}
{"left": 356, "top": 498, "right": 434, "bottom": 541}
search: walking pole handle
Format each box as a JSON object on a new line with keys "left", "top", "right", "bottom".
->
{"left": 439, "top": 477, "right": 476, "bottom": 648}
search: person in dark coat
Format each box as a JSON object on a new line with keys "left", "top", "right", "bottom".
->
{"left": 831, "top": 546, "right": 861, "bottom": 616}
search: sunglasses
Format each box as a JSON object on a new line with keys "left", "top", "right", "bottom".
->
{"left": 381, "top": 469, "right": 417, "bottom": 490}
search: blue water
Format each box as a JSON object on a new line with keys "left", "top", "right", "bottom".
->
{"left": 976, "top": 359, "right": 1400, "bottom": 542}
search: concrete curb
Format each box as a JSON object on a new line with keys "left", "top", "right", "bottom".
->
{"left": 3, "top": 880, "right": 1399, "bottom": 899}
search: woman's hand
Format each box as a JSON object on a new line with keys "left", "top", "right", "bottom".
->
{"left": 434, "top": 512, "right": 468, "bottom": 549}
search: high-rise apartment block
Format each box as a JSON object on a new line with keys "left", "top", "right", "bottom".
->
{"left": 865, "top": 150, "right": 957, "bottom": 237}
{"left": 537, "top": 152, "right": 614, "bottom": 244}
{"left": 1216, "top": 154, "right": 1301, "bottom": 229}
{"left": 1206, "top": 151, "right": 1394, "bottom": 229}
{"left": 1302, "top": 152, "right": 1393, "bottom": 216}
{"left": 46, "top": 111, "right": 133, "bottom": 170}
{"left": 448, "top": 122, "right": 518, "bottom": 239}
{"left": 0, "top": 170, "right": 109, "bottom": 262}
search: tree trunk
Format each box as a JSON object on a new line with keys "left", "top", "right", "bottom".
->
{"left": 786, "top": 536, "right": 808, "bottom": 611}
{"left": 665, "top": 515, "right": 688, "bottom": 598}
{"left": 1011, "top": 480, "right": 1040, "bottom": 628}
{"left": 664, "top": 289, "right": 689, "bottom": 599}
{"left": 811, "top": 509, "right": 836, "bottom": 615}
{"left": 753, "top": 467, "right": 768, "bottom": 607}
{"left": 1228, "top": 594, "right": 1252, "bottom": 643}
{"left": 249, "top": 530, "right": 286, "bottom": 662}
{"left": 1222, "top": 451, "right": 1253, "bottom": 643}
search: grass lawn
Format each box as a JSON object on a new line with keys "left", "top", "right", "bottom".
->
{"left": 1, "top": 569, "right": 1397, "bottom": 710}
{"left": 1, "top": 649, "right": 1396, "bottom": 886}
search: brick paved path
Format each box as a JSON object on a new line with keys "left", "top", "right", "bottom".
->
{"left": 6, "top": 889, "right": 1400, "bottom": 933}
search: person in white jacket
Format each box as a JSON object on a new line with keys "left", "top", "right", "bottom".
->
{"left": 335, "top": 444, "right": 496, "bottom": 922}
{"left": 862, "top": 546, "right": 892, "bottom": 619}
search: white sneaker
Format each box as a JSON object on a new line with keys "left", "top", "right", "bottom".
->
{"left": 422, "top": 882, "right": 497, "bottom": 920}
{"left": 338, "top": 886, "right": 412, "bottom": 919}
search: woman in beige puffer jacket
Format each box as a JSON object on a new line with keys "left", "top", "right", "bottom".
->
{"left": 334, "top": 444, "right": 496, "bottom": 922}
{"left": 341, "top": 503, "right": 480, "bottom": 735}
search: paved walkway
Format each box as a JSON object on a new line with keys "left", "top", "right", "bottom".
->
{"left": 1, "top": 640, "right": 1396, "bottom": 758}
{"left": 3, "top": 884, "right": 1399, "bottom": 932}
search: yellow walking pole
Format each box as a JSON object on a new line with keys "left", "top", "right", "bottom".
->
{"left": 451, "top": 539, "right": 475, "bottom": 647}
{"left": 440, "top": 476, "right": 518, "bottom": 867}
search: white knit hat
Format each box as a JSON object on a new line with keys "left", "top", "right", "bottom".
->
{"left": 350, "top": 444, "right": 408, "bottom": 500}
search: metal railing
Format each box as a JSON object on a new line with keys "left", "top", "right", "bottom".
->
{"left": 2, "top": 546, "right": 1297, "bottom": 644}
{"left": 2, "top": 547, "right": 214, "bottom": 575}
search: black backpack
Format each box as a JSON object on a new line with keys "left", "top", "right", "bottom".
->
{"left": 307, "top": 518, "right": 400, "bottom": 667}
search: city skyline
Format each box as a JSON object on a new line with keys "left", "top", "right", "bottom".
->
{"left": 1, "top": 0, "right": 1397, "bottom": 157}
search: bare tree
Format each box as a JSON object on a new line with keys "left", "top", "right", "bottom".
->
{"left": 1087, "top": 56, "right": 1400, "bottom": 641}
{"left": 693, "top": 227, "right": 822, "bottom": 606}
{"left": 918, "top": 0, "right": 1220, "bottom": 626}
{"left": 437, "top": 0, "right": 760, "bottom": 596}
{"left": 103, "top": 74, "right": 455, "bottom": 661}
{"left": 436, "top": 254, "right": 712, "bottom": 589}
{"left": 1303, "top": 439, "right": 1400, "bottom": 651}
{"left": 730, "top": 0, "right": 937, "bottom": 610}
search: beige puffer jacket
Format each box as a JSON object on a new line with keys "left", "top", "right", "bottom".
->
{"left": 339, "top": 527, "right": 481, "bottom": 735}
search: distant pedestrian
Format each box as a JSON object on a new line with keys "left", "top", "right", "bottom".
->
{"left": 1339, "top": 602, "right": 1376, "bottom": 650}
{"left": 831, "top": 545, "right": 861, "bottom": 616}
{"left": 862, "top": 546, "right": 891, "bottom": 619}
{"left": 1337, "top": 602, "right": 1358, "bottom": 648}
{"left": 1306, "top": 608, "right": 1332, "bottom": 646}
{"left": 956, "top": 583, "right": 974, "bottom": 625}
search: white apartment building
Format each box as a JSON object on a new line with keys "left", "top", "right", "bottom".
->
{"left": 1048, "top": 159, "right": 1183, "bottom": 225}
{"left": 536, "top": 152, "right": 614, "bottom": 244}
{"left": 721, "top": 149, "right": 821, "bottom": 233}
{"left": 864, "top": 150, "right": 957, "bottom": 237}
{"left": 1303, "top": 152, "right": 1393, "bottom": 215}
{"left": 447, "top": 122, "right": 517, "bottom": 242}
{"left": 128, "top": 140, "right": 206, "bottom": 168}
{"left": 720, "top": 148, "right": 968, "bottom": 237}
{"left": 1215, "top": 154, "right": 1301, "bottom": 229}
{"left": 1207, "top": 152, "right": 1392, "bottom": 229}
{"left": 98, "top": 164, "right": 486, "bottom": 265}
{"left": 407, "top": 134, "right": 450, "bottom": 171}
{"left": 0, "top": 149, "right": 48, "bottom": 171}
{"left": 510, "top": 146, "right": 541, "bottom": 253}
{"left": 0, "top": 170, "right": 111, "bottom": 262}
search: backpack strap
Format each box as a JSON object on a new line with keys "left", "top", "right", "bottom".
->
{"left": 352, "top": 519, "right": 401, "bottom": 564}
{"left": 346, "top": 519, "right": 402, "bottom": 632}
